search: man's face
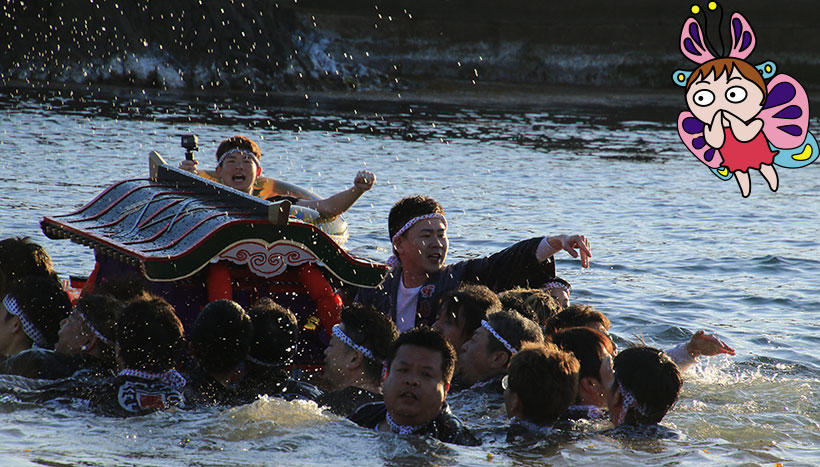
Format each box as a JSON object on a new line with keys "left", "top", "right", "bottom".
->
{"left": 546, "top": 287, "right": 570, "bottom": 310}
{"left": 215, "top": 151, "right": 259, "bottom": 194}
{"left": 382, "top": 344, "right": 448, "bottom": 426}
{"left": 598, "top": 353, "right": 623, "bottom": 424}
{"left": 395, "top": 219, "right": 448, "bottom": 277}
{"left": 54, "top": 307, "right": 90, "bottom": 355}
{"left": 458, "top": 327, "right": 498, "bottom": 387}
{"left": 432, "top": 304, "right": 466, "bottom": 353}
{"left": 322, "top": 330, "right": 353, "bottom": 391}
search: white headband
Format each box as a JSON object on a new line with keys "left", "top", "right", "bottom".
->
{"left": 247, "top": 354, "right": 279, "bottom": 368}
{"left": 332, "top": 324, "right": 376, "bottom": 361}
{"left": 3, "top": 294, "right": 49, "bottom": 348}
{"left": 119, "top": 368, "right": 187, "bottom": 391}
{"left": 217, "top": 148, "right": 261, "bottom": 169}
{"left": 76, "top": 307, "right": 113, "bottom": 347}
{"left": 617, "top": 380, "right": 648, "bottom": 425}
{"left": 542, "top": 281, "right": 571, "bottom": 292}
{"left": 386, "top": 410, "right": 424, "bottom": 435}
{"left": 481, "top": 319, "right": 517, "bottom": 355}
{"left": 391, "top": 213, "right": 447, "bottom": 243}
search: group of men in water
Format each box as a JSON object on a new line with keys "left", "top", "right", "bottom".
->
{"left": 0, "top": 135, "right": 735, "bottom": 446}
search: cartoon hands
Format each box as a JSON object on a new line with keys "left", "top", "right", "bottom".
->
{"left": 353, "top": 170, "right": 376, "bottom": 194}
{"left": 686, "top": 330, "right": 736, "bottom": 358}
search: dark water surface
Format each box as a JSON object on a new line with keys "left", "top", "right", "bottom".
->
{"left": 0, "top": 86, "right": 818, "bottom": 465}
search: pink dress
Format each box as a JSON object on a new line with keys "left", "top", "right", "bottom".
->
{"left": 721, "top": 127, "right": 776, "bottom": 172}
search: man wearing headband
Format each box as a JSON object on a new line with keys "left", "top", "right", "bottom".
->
{"left": 0, "top": 236, "right": 57, "bottom": 299}
{"left": 0, "top": 276, "right": 71, "bottom": 359}
{"left": 349, "top": 327, "right": 479, "bottom": 446}
{"left": 89, "top": 297, "right": 187, "bottom": 416}
{"left": 180, "top": 135, "right": 376, "bottom": 219}
{"left": 355, "top": 195, "right": 592, "bottom": 332}
{"left": 600, "top": 347, "right": 682, "bottom": 428}
{"left": 185, "top": 299, "right": 252, "bottom": 407}
{"left": 457, "top": 310, "right": 543, "bottom": 393}
{"left": 0, "top": 294, "right": 123, "bottom": 380}
{"left": 541, "top": 276, "right": 572, "bottom": 310}
{"left": 317, "top": 303, "right": 399, "bottom": 416}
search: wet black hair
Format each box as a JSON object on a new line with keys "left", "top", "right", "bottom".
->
{"left": 437, "top": 283, "right": 501, "bottom": 342}
{"left": 91, "top": 274, "right": 154, "bottom": 303}
{"left": 548, "top": 326, "right": 616, "bottom": 402}
{"left": 191, "top": 299, "right": 253, "bottom": 375}
{"left": 247, "top": 297, "right": 298, "bottom": 368}
{"left": 484, "top": 310, "right": 543, "bottom": 356}
{"left": 116, "top": 297, "right": 184, "bottom": 373}
{"left": 498, "top": 287, "right": 561, "bottom": 326}
{"left": 340, "top": 302, "right": 399, "bottom": 383}
{"left": 5, "top": 275, "right": 71, "bottom": 349}
{"left": 613, "top": 346, "right": 682, "bottom": 425}
{"left": 385, "top": 326, "right": 456, "bottom": 384}
{"left": 508, "top": 343, "right": 580, "bottom": 426}
{"left": 542, "top": 304, "right": 611, "bottom": 337}
{"left": 0, "top": 237, "right": 56, "bottom": 296}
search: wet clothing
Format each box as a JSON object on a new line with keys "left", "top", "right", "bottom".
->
{"left": 183, "top": 365, "right": 240, "bottom": 407}
{"left": 564, "top": 404, "right": 609, "bottom": 421}
{"left": 356, "top": 237, "right": 556, "bottom": 328}
{"left": 464, "top": 374, "right": 505, "bottom": 395}
{"left": 0, "top": 348, "right": 112, "bottom": 380}
{"left": 506, "top": 417, "right": 562, "bottom": 443}
{"left": 235, "top": 366, "right": 321, "bottom": 404}
{"left": 316, "top": 386, "right": 382, "bottom": 417}
{"left": 89, "top": 373, "right": 186, "bottom": 417}
{"left": 348, "top": 401, "right": 481, "bottom": 446}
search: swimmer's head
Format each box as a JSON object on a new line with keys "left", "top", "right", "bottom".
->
{"left": 503, "top": 343, "right": 579, "bottom": 425}
{"left": 388, "top": 196, "right": 448, "bottom": 275}
{"left": 191, "top": 299, "right": 253, "bottom": 376}
{"left": 246, "top": 298, "right": 298, "bottom": 370}
{"left": 433, "top": 283, "right": 500, "bottom": 353}
{"left": 323, "top": 303, "right": 398, "bottom": 391}
{"left": 458, "top": 310, "right": 543, "bottom": 387}
{"left": 214, "top": 135, "right": 262, "bottom": 194}
{"left": 382, "top": 327, "right": 455, "bottom": 426}
{"left": 116, "top": 297, "right": 184, "bottom": 373}
{"left": 606, "top": 346, "right": 682, "bottom": 426}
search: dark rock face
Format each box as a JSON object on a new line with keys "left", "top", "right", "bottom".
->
{"left": 1, "top": 0, "right": 818, "bottom": 91}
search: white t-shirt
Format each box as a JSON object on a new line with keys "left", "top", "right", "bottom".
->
{"left": 395, "top": 280, "right": 422, "bottom": 332}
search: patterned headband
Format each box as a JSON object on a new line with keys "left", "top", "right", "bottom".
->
{"left": 542, "top": 281, "right": 571, "bottom": 292}
{"left": 217, "top": 148, "right": 261, "bottom": 169}
{"left": 119, "top": 368, "right": 187, "bottom": 391}
{"left": 481, "top": 319, "right": 517, "bottom": 355}
{"left": 332, "top": 324, "right": 376, "bottom": 361}
{"left": 616, "top": 380, "right": 648, "bottom": 425}
{"left": 3, "top": 294, "right": 48, "bottom": 348}
{"left": 76, "top": 306, "right": 113, "bottom": 347}
{"left": 391, "top": 213, "right": 447, "bottom": 244}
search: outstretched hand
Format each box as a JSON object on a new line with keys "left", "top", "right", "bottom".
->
{"left": 353, "top": 170, "right": 376, "bottom": 193}
{"left": 547, "top": 234, "right": 592, "bottom": 268}
{"left": 179, "top": 159, "right": 198, "bottom": 174}
{"left": 686, "top": 330, "right": 735, "bottom": 358}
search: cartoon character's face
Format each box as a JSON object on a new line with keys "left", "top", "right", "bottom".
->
{"left": 686, "top": 67, "right": 765, "bottom": 124}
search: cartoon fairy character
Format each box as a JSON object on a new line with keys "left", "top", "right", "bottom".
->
{"left": 673, "top": 3, "right": 818, "bottom": 197}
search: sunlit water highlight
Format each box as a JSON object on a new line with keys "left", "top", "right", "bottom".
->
{"left": 0, "top": 87, "right": 818, "bottom": 465}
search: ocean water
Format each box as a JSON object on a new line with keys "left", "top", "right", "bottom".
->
{"left": 0, "top": 86, "right": 818, "bottom": 465}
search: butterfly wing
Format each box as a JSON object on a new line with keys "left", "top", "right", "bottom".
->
{"left": 678, "top": 112, "right": 730, "bottom": 179}
{"left": 760, "top": 74, "right": 810, "bottom": 150}
{"left": 772, "top": 130, "right": 819, "bottom": 168}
